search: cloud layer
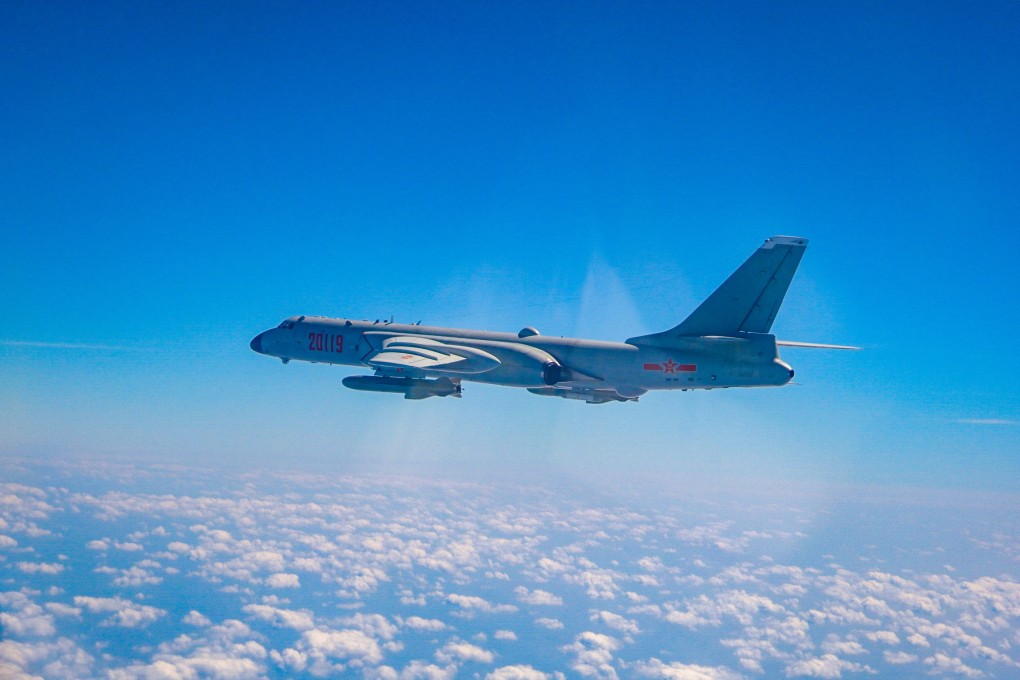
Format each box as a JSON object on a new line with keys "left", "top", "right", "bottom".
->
{"left": 1, "top": 458, "right": 1018, "bottom": 678}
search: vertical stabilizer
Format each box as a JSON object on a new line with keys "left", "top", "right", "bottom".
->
{"left": 673, "top": 236, "right": 807, "bottom": 338}
{"left": 657, "top": 236, "right": 808, "bottom": 338}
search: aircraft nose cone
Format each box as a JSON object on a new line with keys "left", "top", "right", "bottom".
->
{"left": 250, "top": 332, "right": 264, "bottom": 354}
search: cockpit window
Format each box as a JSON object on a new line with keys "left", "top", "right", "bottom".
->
{"left": 278, "top": 321, "right": 296, "bottom": 329}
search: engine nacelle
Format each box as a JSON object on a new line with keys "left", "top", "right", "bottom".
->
{"left": 542, "top": 362, "right": 568, "bottom": 386}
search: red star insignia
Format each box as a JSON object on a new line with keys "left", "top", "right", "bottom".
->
{"left": 662, "top": 358, "right": 677, "bottom": 374}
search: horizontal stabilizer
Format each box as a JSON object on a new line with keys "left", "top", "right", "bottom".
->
{"left": 777, "top": 340, "right": 860, "bottom": 350}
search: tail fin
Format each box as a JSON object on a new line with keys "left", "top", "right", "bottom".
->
{"left": 632, "top": 236, "right": 808, "bottom": 343}
{"left": 674, "top": 235, "right": 807, "bottom": 336}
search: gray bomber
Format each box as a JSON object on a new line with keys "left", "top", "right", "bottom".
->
{"left": 250, "top": 236, "right": 854, "bottom": 403}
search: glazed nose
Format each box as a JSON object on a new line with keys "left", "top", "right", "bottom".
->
{"left": 249, "top": 332, "right": 264, "bottom": 354}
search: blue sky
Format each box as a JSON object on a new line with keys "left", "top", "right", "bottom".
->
{"left": 1, "top": 2, "right": 1019, "bottom": 488}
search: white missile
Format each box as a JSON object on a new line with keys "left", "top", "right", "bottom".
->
{"left": 341, "top": 375, "right": 461, "bottom": 399}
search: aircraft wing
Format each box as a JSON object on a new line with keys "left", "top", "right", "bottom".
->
{"left": 364, "top": 336, "right": 501, "bottom": 375}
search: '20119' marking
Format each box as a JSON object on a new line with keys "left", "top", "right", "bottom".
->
{"left": 309, "top": 332, "right": 343, "bottom": 353}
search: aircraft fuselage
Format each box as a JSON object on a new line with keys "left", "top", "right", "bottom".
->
{"left": 250, "top": 316, "right": 794, "bottom": 400}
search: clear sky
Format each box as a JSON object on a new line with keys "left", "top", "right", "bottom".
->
{"left": 2, "top": 1, "right": 1018, "bottom": 488}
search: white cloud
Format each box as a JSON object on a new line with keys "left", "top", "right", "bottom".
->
{"left": 105, "top": 618, "right": 267, "bottom": 680}
{"left": 632, "top": 574, "right": 660, "bottom": 587}
{"left": 666, "top": 590, "right": 783, "bottom": 628}
{"left": 515, "top": 586, "right": 564, "bottom": 606}
{"left": 16, "top": 562, "right": 65, "bottom": 575}
{"left": 269, "top": 647, "right": 308, "bottom": 673}
{"left": 242, "top": 604, "right": 315, "bottom": 631}
{"left": 535, "top": 618, "right": 564, "bottom": 630}
{"left": 266, "top": 572, "right": 300, "bottom": 588}
{"left": 336, "top": 566, "right": 390, "bottom": 597}
{"left": 784, "top": 654, "right": 873, "bottom": 678}
{"left": 44, "top": 602, "right": 81, "bottom": 619}
{"left": 113, "top": 541, "right": 144, "bottom": 552}
{"left": 402, "top": 617, "right": 448, "bottom": 631}
{"left": 565, "top": 570, "right": 619, "bottom": 600}
{"left": 561, "top": 632, "right": 620, "bottom": 679}
{"left": 435, "top": 640, "right": 495, "bottom": 664}
{"left": 73, "top": 596, "right": 165, "bottom": 628}
{"left": 883, "top": 650, "right": 917, "bottom": 664}
{"left": 493, "top": 630, "right": 517, "bottom": 641}
{"left": 864, "top": 631, "right": 900, "bottom": 645}
{"left": 903, "top": 631, "right": 930, "bottom": 647}
{"left": 0, "top": 592, "right": 58, "bottom": 637}
{"left": 923, "top": 653, "right": 982, "bottom": 678}
{"left": 108, "top": 655, "right": 264, "bottom": 679}
{"left": 396, "top": 660, "right": 457, "bottom": 679}
{"left": 240, "top": 550, "right": 286, "bottom": 573}
{"left": 821, "top": 635, "right": 866, "bottom": 656}
{"left": 676, "top": 522, "right": 748, "bottom": 552}
{"left": 1, "top": 610, "right": 56, "bottom": 637}
{"left": 299, "top": 628, "right": 383, "bottom": 664}
{"left": 110, "top": 565, "right": 163, "bottom": 587}
{"left": 636, "top": 556, "right": 664, "bottom": 572}
{"left": 182, "top": 610, "right": 211, "bottom": 626}
{"left": 590, "top": 610, "right": 640, "bottom": 636}
{"left": 447, "top": 593, "right": 517, "bottom": 614}
{"left": 635, "top": 658, "right": 744, "bottom": 679}
{"left": 536, "top": 557, "right": 570, "bottom": 576}
{"left": 485, "top": 665, "right": 555, "bottom": 679}
{"left": 0, "top": 535, "right": 19, "bottom": 548}
{"left": 339, "top": 613, "right": 398, "bottom": 642}
{"left": 0, "top": 638, "right": 94, "bottom": 679}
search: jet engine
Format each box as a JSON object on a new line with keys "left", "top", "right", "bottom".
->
{"left": 542, "top": 362, "right": 567, "bottom": 386}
